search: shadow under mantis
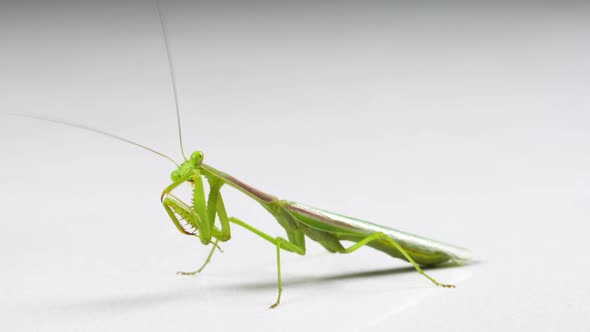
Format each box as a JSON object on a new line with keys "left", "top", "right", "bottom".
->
{"left": 57, "top": 261, "right": 478, "bottom": 313}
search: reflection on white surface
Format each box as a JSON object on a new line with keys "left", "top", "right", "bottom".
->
{"left": 359, "top": 269, "right": 473, "bottom": 332}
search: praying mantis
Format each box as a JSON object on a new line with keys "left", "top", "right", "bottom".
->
{"left": 17, "top": 2, "right": 472, "bottom": 309}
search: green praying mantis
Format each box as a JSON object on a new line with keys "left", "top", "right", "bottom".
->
{"left": 17, "top": 3, "right": 472, "bottom": 309}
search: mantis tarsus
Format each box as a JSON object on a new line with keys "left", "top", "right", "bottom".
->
{"left": 17, "top": 3, "right": 472, "bottom": 309}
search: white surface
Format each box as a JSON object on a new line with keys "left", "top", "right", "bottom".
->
{"left": 1, "top": 1, "right": 589, "bottom": 331}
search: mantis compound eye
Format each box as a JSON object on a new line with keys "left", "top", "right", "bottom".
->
{"left": 170, "top": 170, "right": 181, "bottom": 181}
{"left": 190, "top": 151, "right": 204, "bottom": 164}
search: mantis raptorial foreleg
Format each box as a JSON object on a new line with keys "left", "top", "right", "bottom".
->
{"left": 228, "top": 216, "right": 306, "bottom": 309}
{"left": 343, "top": 232, "right": 455, "bottom": 288}
{"left": 162, "top": 194, "right": 200, "bottom": 236}
{"left": 178, "top": 185, "right": 232, "bottom": 275}
{"left": 161, "top": 170, "right": 211, "bottom": 243}
{"left": 162, "top": 193, "right": 220, "bottom": 273}
{"left": 191, "top": 170, "right": 211, "bottom": 244}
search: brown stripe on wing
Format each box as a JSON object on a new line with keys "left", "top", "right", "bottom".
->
{"left": 201, "top": 164, "right": 277, "bottom": 203}
{"left": 285, "top": 203, "right": 360, "bottom": 232}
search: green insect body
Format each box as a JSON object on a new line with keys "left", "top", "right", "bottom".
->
{"left": 160, "top": 151, "right": 471, "bottom": 308}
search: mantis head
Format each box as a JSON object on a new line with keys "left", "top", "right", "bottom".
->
{"left": 170, "top": 151, "right": 204, "bottom": 182}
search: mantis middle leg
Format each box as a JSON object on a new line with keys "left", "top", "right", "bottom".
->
{"left": 229, "top": 216, "right": 306, "bottom": 309}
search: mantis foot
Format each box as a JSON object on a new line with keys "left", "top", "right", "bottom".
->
{"left": 439, "top": 283, "right": 456, "bottom": 288}
{"left": 176, "top": 270, "right": 202, "bottom": 276}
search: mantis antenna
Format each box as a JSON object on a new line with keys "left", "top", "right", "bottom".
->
{"left": 10, "top": 3, "right": 191, "bottom": 168}
{"left": 12, "top": 113, "right": 180, "bottom": 168}
{"left": 155, "top": 1, "right": 188, "bottom": 162}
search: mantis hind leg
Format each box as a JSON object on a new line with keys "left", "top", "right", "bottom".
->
{"left": 229, "top": 217, "right": 306, "bottom": 309}
{"left": 343, "top": 232, "right": 455, "bottom": 288}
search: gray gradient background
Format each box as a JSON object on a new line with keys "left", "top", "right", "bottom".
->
{"left": 1, "top": 0, "right": 589, "bottom": 331}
